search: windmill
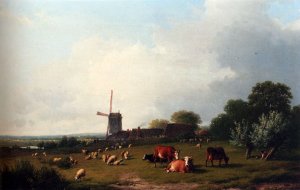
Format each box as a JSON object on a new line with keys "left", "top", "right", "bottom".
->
{"left": 97, "top": 90, "right": 122, "bottom": 139}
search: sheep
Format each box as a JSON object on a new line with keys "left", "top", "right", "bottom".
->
{"left": 105, "top": 147, "right": 109, "bottom": 151}
{"left": 85, "top": 155, "right": 92, "bottom": 160}
{"left": 113, "top": 159, "right": 124, "bottom": 165}
{"left": 121, "top": 151, "right": 129, "bottom": 160}
{"left": 53, "top": 157, "right": 62, "bottom": 163}
{"left": 32, "top": 152, "right": 38, "bottom": 157}
{"left": 106, "top": 155, "right": 117, "bottom": 165}
{"left": 75, "top": 168, "right": 86, "bottom": 181}
{"left": 196, "top": 143, "right": 202, "bottom": 148}
{"left": 82, "top": 149, "right": 89, "bottom": 155}
{"left": 128, "top": 144, "right": 132, "bottom": 148}
{"left": 102, "top": 154, "right": 111, "bottom": 162}
{"left": 42, "top": 152, "right": 47, "bottom": 157}
{"left": 118, "top": 145, "right": 122, "bottom": 149}
{"left": 91, "top": 152, "right": 98, "bottom": 159}
{"left": 97, "top": 149, "right": 103, "bottom": 153}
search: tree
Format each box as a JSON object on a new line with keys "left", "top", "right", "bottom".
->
{"left": 248, "top": 81, "right": 293, "bottom": 122}
{"left": 251, "top": 111, "right": 291, "bottom": 160}
{"left": 170, "top": 110, "right": 201, "bottom": 130}
{"left": 209, "top": 113, "right": 234, "bottom": 140}
{"left": 224, "top": 99, "right": 250, "bottom": 123}
{"left": 148, "top": 119, "right": 169, "bottom": 129}
{"left": 288, "top": 105, "right": 300, "bottom": 148}
{"left": 230, "top": 120, "right": 254, "bottom": 159}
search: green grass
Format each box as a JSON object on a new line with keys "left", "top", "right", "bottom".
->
{"left": 1, "top": 141, "right": 299, "bottom": 190}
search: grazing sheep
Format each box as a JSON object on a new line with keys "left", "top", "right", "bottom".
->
{"left": 113, "top": 159, "right": 124, "bottom": 165}
{"left": 128, "top": 144, "right": 132, "bottom": 148}
{"left": 105, "top": 147, "right": 109, "bottom": 151}
{"left": 91, "top": 152, "right": 98, "bottom": 159}
{"left": 53, "top": 157, "right": 62, "bottom": 163}
{"left": 102, "top": 154, "right": 111, "bottom": 162}
{"left": 75, "top": 168, "right": 86, "bottom": 181}
{"left": 85, "top": 155, "right": 92, "bottom": 160}
{"left": 120, "top": 151, "right": 129, "bottom": 160}
{"left": 196, "top": 143, "right": 201, "bottom": 148}
{"left": 82, "top": 149, "right": 89, "bottom": 155}
{"left": 107, "top": 155, "right": 117, "bottom": 165}
{"left": 42, "top": 152, "right": 47, "bottom": 157}
{"left": 32, "top": 152, "right": 38, "bottom": 157}
{"left": 118, "top": 145, "right": 122, "bottom": 149}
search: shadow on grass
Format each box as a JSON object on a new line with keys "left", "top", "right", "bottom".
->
{"left": 204, "top": 163, "right": 243, "bottom": 168}
{"left": 251, "top": 172, "right": 299, "bottom": 184}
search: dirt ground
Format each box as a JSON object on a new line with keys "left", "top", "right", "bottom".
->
{"left": 109, "top": 173, "right": 200, "bottom": 190}
{"left": 109, "top": 173, "right": 300, "bottom": 190}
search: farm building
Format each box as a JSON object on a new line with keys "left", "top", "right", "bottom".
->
{"left": 107, "top": 123, "right": 195, "bottom": 140}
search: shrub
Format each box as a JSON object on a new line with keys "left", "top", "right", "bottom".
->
{"left": 0, "top": 160, "right": 68, "bottom": 190}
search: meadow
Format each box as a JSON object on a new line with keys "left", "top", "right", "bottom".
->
{"left": 1, "top": 141, "right": 299, "bottom": 190}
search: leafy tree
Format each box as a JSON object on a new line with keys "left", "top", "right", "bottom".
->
{"left": 59, "top": 136, "right": 68, "bottom": 147}
{"left": 248, "top": 81, "right": 293, "bottom": 122}
{"left": 251, "top": 111, "right": 291, "bottom": 160}
{"left": 224, "top": 99, "right": 250, "bottom": 123}
{"left": 287, "top": 105, "right": 300, "bottom": 148}
{"left": 209, "top": 113, "right": 234, "bottom": 140}
{"left": 148, "top": 119, "right": 169, "bottom": 129}
{"left": 67, "top": 137, "right": 80, "bottom": 147}
{"left": 37, "top": 141, "right": 44, "bottom": 149}
{"left": 230, "top": 120, "right": 254, "bottom": 159}
{"left": 170, "top": 110, "right": 202, "bottom": 130}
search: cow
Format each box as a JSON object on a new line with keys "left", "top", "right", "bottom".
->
{"left": 166, "top": 156, "right": 194, "bottom": 173}
{"left": 205, "top": 147, "right": 229, "bottom": 167}
{"left": 75, "top": 168, "right": 86, "bottom": 181}
{"left": 154, "top": 145, "right": 179, "bottom": 167}
{"left": 142, "top": 154, "right": 155, "bottom": 162}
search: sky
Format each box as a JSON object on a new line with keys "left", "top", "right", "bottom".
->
{"left": 0, "top": 0, "right": 299, "bottom": 136}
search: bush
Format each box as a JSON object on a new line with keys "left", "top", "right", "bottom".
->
{"left": 0, "top": 160, "right": 68, "bottom": 190}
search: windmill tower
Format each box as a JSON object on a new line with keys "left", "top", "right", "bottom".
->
{"left": 96, "top": 90, "right": 122, "bottom": 139}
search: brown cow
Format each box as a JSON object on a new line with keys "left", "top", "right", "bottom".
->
{"left": 166, "top": 156, "right": 194, "bottom": 173}
{"left": 206, "top": 147, "right": 229, "bottom": 167}
{"left": 154, "top": 145, "right": 179, "bottom": 167}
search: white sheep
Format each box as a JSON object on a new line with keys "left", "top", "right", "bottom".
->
{"left": 75, "top": 168, "right": 86, "bottom": 181}
{"left": 106, "top": 155, "right": 117, "bottom": 165}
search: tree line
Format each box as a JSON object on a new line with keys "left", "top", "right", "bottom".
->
{"left": 149, "top": 81, "right": 299, "bottom": 160}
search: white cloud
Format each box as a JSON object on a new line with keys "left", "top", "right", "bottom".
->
{"left": 1, "top": 0, "right": 299, "bottom": 135}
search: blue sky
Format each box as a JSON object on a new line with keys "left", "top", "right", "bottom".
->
{"left": 1, "top": 0, "right": 299, "bottom": 135}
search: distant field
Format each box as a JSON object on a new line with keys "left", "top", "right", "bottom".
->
{"left": 1, "top": 141, "right": 300, "bottom": 190}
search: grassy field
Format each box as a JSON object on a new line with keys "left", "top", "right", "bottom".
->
{"left": 1, "top": 141, "right": 300, "bottom": 190}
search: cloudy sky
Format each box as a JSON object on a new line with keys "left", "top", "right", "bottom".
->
{"left": 1, "top": 0, "right": 299, "bottom": 136}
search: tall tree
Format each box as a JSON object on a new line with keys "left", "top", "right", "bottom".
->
{"left": 170, "top": 110, "right": 201, "bottom": 130}
{"left": 231, "top": 120, "right": 254, "bottom": 159}
{"left": 224, "top": 99, "right": 250, "bottom": 123}
{"left": 148, "top": 119, "right": 169, "bottom": 129}
{"left": 248, "top": 81, "right": 293, "bottom": 122}
{"left": 209, "top": 113, "right": 234, "bottom": 140}
{"left": 251, "top": 111, "right": 290, "bottom": 160}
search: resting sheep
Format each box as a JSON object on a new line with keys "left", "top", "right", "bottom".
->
{"left": 53, "top": 157, "right": 62, "bottom": 163}
{"left": 113, "top": 159, "right": 124, "bottom": 165}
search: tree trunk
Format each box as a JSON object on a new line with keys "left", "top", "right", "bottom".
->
{"left": 264, "top": 146, "right": 278, "bottom": 160}
{"left": 245, "top": 144, "right": 253, "bottom": 159}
